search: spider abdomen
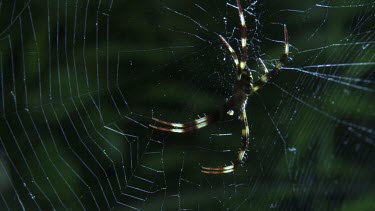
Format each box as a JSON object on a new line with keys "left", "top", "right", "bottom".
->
{"left": 224, "top": 92, "right": 248, "bottom": 113}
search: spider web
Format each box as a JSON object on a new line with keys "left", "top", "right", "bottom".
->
{"left": 0, "top": 0, "right": 374, "bottom": 210}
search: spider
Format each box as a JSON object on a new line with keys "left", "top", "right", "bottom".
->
{"left": 150, "top": 0, "right": 289, "bottom": 174}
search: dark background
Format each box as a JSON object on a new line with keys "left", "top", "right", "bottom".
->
{"left": 0, "top": 0, "right": 374, "bottom": 210}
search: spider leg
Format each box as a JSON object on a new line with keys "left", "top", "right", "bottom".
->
{"left": 219, "top": 35, "right": 240, "bottom": 70}
{"left": 237, "top": 0, "right": 247, "bottom": 75}
{"left": 258, "top": 58, "right": 269, "bottom": 74}
{"left": 251, "top": 25, "right": 289, "bottom": 93}
{"left": 151, "top": 115, "right": 209, "bottom": 128}
{"left": 149, "top": 120, "right": 209, "bottom": 133}
{"left": 201, "top": 109, "right": 250, "bottom": 174}
{"left": 149, "top": 110, "right": 222, "bottom": 133}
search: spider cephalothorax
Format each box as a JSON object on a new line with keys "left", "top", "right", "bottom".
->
{"left": 150, "top": 0, "right": 289, "bottom": 174}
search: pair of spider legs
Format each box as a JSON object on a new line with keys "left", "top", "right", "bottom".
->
{"left": 150, "top": 109, "right": 249, "bottom": 174}
{"left": 150, "top": 0, "right": 289, "bottom": 174}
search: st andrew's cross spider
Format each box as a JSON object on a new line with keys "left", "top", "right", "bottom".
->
{"left": 150, "top": 0, "right": 289, "bottom": 174}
